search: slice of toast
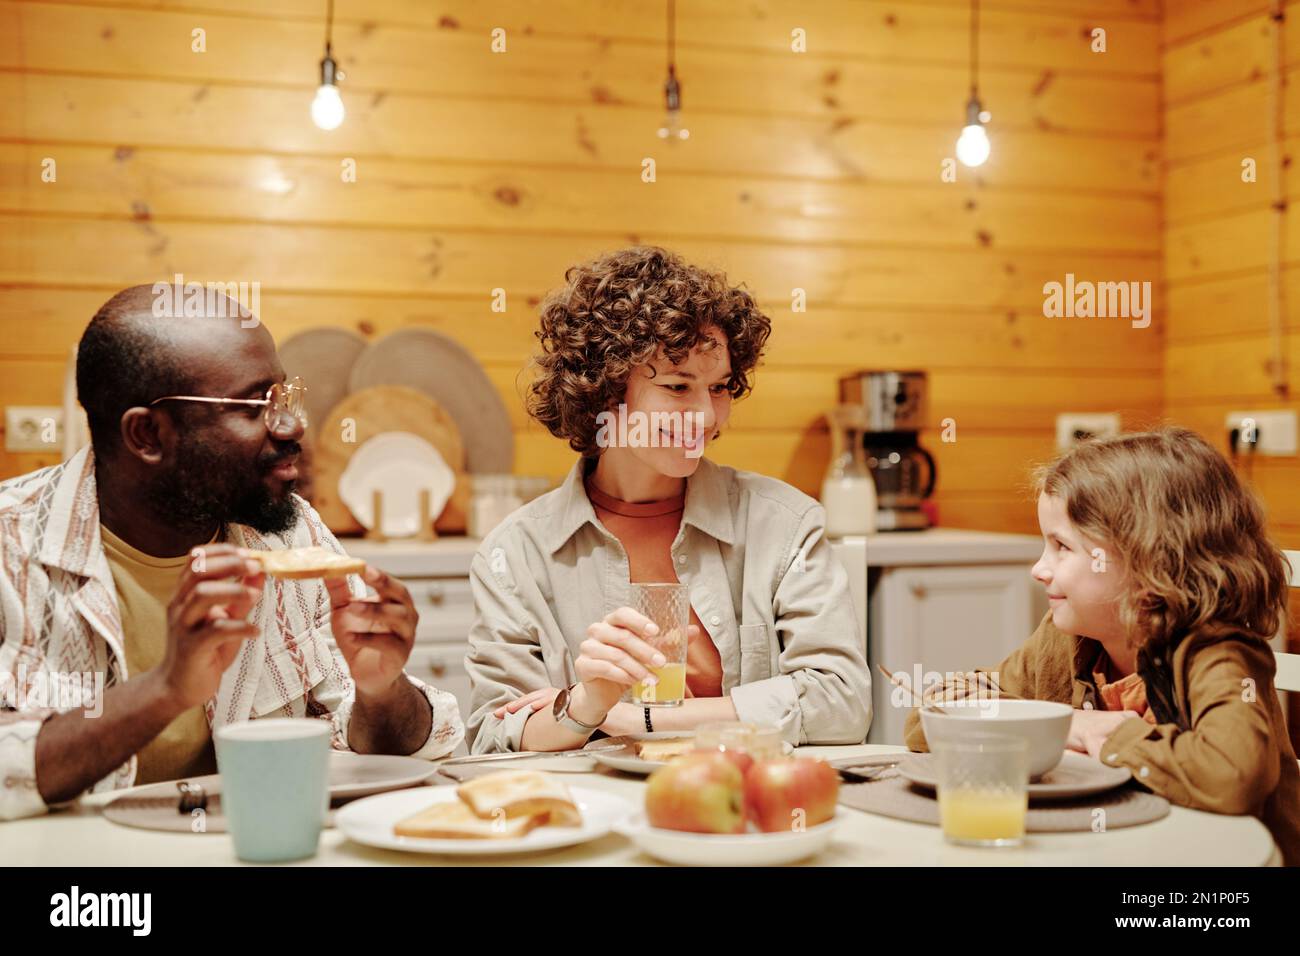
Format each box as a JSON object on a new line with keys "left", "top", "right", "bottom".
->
{"left": 249, "top": 547, "right": 366, "bottom": 580}
{"left": 634, "top": 737, "right": 696, "bottom": 763}
{"left": 456, "top": 770, "right": 583, "bottom": 828}
{"left": 393, "top": 799, "right": 543, "bottom": 840}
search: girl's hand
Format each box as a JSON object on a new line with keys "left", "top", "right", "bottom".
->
{"left": 494, "top": 687, "right": 561, "bottom": 720}
{"left": 1067, "top": 708, "right": 1142, "bottom": 759}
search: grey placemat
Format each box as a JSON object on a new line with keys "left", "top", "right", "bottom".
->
{"left": 837, "top": 771, "right": 1169, "bottom": 832}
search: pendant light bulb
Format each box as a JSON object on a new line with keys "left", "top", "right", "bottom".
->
{"left": 311, "top": 52, "right": 345, "bottom": 130}
{"left": 956, "top": 0, "right": 989, "bottom": 167}
{"left": 656, "top": 1, "right": 688, "bottom": 141}
{"left": 657, "top": 65, "right": 688, "bottom": 141}
{"left": 311, "top": 1, "right": 344, "bottom": 131}
{"left": 956, "top": 97, "right": 989, "bottom": 167}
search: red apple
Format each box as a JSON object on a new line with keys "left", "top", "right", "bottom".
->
{"left": 645, "top": 753, "right": 746, "bottom": 834}
{"left": 693, "top": 744, "right": 755, "bottom": 777}
{"left": 743, "top": 757, "right": 840, "bottom": 833}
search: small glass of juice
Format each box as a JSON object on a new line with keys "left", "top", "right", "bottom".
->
{"left": 624, "top": 582, "right": 690, "bottom": 708}
{"left": 695, "top": 722, "right": 783, "bottom": 767}
{"left": 933, "top": 736, "right": 1029, "bottom": 848}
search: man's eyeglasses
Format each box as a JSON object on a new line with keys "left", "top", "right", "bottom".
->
{"left": 149, "top": 377, "right": 308, "bottom": 434}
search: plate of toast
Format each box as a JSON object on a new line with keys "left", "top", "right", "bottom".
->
{"left": 335, "top": 769, "right": 635, "bottom": 855}
{"left": 585, "top": 732, "right": 793, "bottom": 776}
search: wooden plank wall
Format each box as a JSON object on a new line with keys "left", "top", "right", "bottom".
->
{"left": 1164, "top": 0, "right": 1300, "bottom": 740}
{"left": 1164, "top": 0, "right": 1300, "bottom": 548}
{"left": 0, "top": 0, "right": 1163, "bottom": 535}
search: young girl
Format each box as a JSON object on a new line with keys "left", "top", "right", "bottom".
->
{"left": 905, "top": 428, "right": 1300, "bottom": 866}
{"left": 464, "top": 246, "right": 870, "bottom": 754}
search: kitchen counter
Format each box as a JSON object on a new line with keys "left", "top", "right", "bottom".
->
{"left": 339, "top": 536, "right": 480, "bottom": 578}
{"left": 839, "top": 528, "right": 1044, "bottom": 567}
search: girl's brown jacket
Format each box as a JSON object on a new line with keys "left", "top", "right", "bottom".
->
{"left": 904, "top": 613, "right": 1300, "bottom": 866}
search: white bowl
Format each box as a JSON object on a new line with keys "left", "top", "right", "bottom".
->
{"left": 920, "top": 698, "right": 1072, "bottom": 779}
{"left": 614, "top": 813, "right": 841, "bottom": 866}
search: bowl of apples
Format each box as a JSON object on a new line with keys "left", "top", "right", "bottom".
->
{"left": 614, "top": 747, "right": 842, "bottom": 866}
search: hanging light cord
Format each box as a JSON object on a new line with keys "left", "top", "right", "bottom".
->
{"left": 324, "top": 0, "right": 334, "bottom": 57}
{"left": 969, "top": 0, "right": 979, "bottom": 100}
{"left": 1268, "top": 0, "right": 1288, "bottom": 397}
{"left": 667, "top": 0, "right": 677, "bottom": 77}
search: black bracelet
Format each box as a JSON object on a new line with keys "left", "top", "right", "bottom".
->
{"left": 644, "top": 707, "right": 654, "bottom": 733}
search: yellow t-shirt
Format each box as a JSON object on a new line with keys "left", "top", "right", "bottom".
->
{"left": 100, "top": 524, "right": 218, "bottom": 784}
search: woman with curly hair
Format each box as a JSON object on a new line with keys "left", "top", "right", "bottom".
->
{"left": 904, "top": 428, "right": 1300, "bottom": 865}
{"left": 464, "top": 246, "right": 871, "bottom": 753}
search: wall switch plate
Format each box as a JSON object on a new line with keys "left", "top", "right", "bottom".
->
{"left": 1225, "top": 409, "right": 1298, "bottom": 456}
{"left": 4, "top": 406, "right": 64, "bottom": 452}
{"left": 1055, "top": 413, "right": 1121, "bottom": 451}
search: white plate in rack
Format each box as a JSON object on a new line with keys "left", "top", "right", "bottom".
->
{"left": 339, "top": 431, "right": 455, "bottom": 538}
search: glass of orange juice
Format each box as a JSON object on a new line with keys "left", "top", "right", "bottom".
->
{"left": 695, "top": 722, "right": 783, "bottom": 763}
{"left": 933, "top": 736, "right": 1029, "bottom": 847}
{"left": 624, "top": 583, "right": 690, "bottom": 707}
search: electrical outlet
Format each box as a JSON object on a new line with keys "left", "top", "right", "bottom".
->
{"left": 1225, "top": 409, "right": 1298, "bottom": 456}
{"left": 4, "top": 406, "right": 64, "bottom": 452}
{"left": 1055, "top": 413, "right": 1121, "bottom": 451}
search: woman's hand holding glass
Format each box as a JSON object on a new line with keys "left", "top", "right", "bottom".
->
{"left": 493, "top": 606, "right": 702, "bottom": 732}
{"left": 573, "top": 607, "right": 673, "bottom": 716}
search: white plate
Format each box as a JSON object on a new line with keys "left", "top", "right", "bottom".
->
{"left": 586, "top": 731, "right": 794, "bottom": 776}
{"left": 110, "top": 751, "right": 441, "bottom": 804}
{"left": 327, "top": 751, "right": 444, "bottom": 800}
{"left": 615, "top": 812, "right": 841, "bottom": 866}
{"left": 339, "top": 431, "right": 455, "bottom": 538}
{"left": 897, "top": 750, "right": 1132, "bottom": 800}
{"left": 335, "top": 786, "right": 636, "bottom": 856}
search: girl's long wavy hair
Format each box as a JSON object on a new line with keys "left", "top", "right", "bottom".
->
{"left": 1033, "top": 428, "right": 1289, "bottom": 727}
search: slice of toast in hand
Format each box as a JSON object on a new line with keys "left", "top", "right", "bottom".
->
{"left": 248, "top": 546, "right": 366, "bottom": 580}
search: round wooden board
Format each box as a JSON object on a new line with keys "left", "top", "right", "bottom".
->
{"left": 277, "top": 326, "right": 368, "bottom": 436}
{"left": 347, "top": 328, "right": 514, "bottom": 474}
{"left": 312, "top": 385, "right": 469, "bottom": 536}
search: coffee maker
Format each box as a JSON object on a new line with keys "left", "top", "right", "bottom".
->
{"left": 837, "top": 370, "right": 936, "bottom": 531}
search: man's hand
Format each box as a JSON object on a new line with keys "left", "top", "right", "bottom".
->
{"left": 326, "top": 565, "right": 417, "bottom": 699}
{"left": 1067, "top": 708, "right": 1142, "bottom": 759}
{"left": 160, "top": 544, "right": 264, "bottom": 710}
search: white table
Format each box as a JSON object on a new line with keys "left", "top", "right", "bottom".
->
{"left": 4, "top": 746, "right": 1279, "bottom": 867}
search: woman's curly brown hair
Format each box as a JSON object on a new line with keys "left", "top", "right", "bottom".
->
{"left": 526, "top": 246, "right": 772, "bottom": 456}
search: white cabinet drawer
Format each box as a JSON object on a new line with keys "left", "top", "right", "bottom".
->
{"left": 405, "top": 576, "right": 476, "bottom": 644}
{"left": 343, "top": 540, "right": 478, "bottom": 646}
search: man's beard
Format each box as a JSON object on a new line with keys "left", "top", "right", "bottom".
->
{"left": 143, "top": 435, "right": 300, "bottom": 536}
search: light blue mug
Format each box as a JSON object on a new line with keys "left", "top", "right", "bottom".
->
{"left": 215, "top": 718, "right": 332, "bottom": 863}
